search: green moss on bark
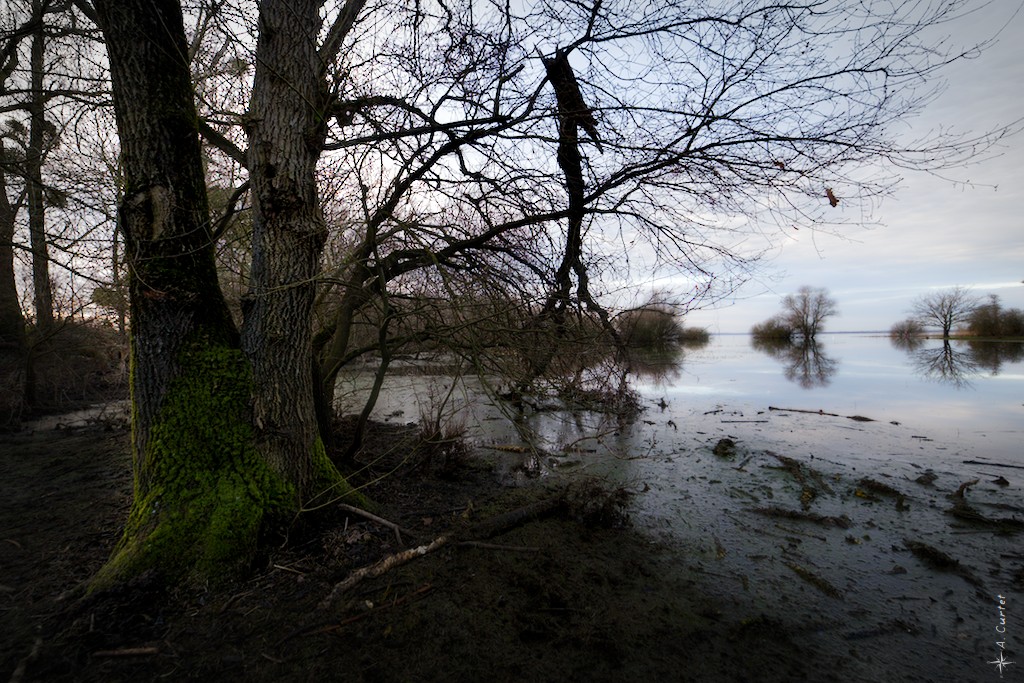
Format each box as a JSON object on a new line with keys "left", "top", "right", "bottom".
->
{"left": 94, "top": 340, "right": 294, "bottom": 589}
{"left": 308, "top": 435, "right": 375, "bottom": 512}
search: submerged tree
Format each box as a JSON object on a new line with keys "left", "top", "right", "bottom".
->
{"left": 752, "top": 286, "right": 837, "bottom": 341}
{"left": 85, "top": 0, "right": 1017, "bottom": 586}
{"left": 782, "top": 287, "right": 839, "bottom": 341}
{"left": 910, "top": 286, "right": 979, "bottom": 338}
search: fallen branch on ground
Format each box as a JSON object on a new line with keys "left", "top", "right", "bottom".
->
{"left": 904, "top": 539, "right": 983, "bottom": 587}
{"left": 336, "top": 503, "right": 418, "bottom": 544}
{"left": 92, "top": 647, "right": 160, "bottom": 657}
{"left": 457, "top": 541, "right": 541, "bottom": 552}
{"left": 783, "top": 561, "right": 843, "bottom": 599}
{"left": 318, "top": 492, "right": 567, "bottom": 610}
{"left": 318, "top": 536, "right": 449, "bottom": 610}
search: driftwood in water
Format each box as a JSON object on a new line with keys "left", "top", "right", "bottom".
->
{"left": 904, "top": 539, "right": 983, "bottom": 587}
{"left": 768, "top": 406, "right": 875, "bottom": 422}
{"left": 962, "top": 460, "right": 1024, "bottom": 471}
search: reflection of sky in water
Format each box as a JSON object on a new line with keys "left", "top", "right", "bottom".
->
{"left": 638, "top": 334, "right": 1023, "bottom": 461}
{"left": 335, "top": 334, "right": 1022, "bottom": 463}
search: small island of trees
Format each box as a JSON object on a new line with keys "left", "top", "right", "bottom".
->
{"left": 751, "top": 286, "right": 839, "bottom": 343}
{"left": 890, "top": 287, "right": 1024, "bottom": 340}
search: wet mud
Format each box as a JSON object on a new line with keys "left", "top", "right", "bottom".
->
{"left": 1, "top": 402, "right": 1021, "bottom": 682}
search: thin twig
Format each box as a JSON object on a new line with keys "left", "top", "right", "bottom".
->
{"left": 336, "top": 503, "right": 418, "bottom": 544}
{"left": 457, "top": 541, "right": 541, "bottom": 552}
{"left": 92, "top": 647, "right": 160, "bottom": 657}
{"left": 318, "top": 536, "right": 449, "bottom": 610}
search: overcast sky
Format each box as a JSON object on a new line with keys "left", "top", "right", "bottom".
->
{"left": 683, "top": 3, "right": 1024, "bottom": 334}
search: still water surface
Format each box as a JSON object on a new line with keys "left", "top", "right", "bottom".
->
{"left": 655, "top": 333, "right": 1023, "bottom": 463}
{"left": 338, "top": 333, "right": 1023, "bottom": 465}
{"left": 337, "top": 333, "right": 1022, "bottom": 680}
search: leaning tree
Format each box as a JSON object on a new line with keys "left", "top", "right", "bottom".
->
{"left": 87, "top": 0, "right": 1014, "bottom": 586}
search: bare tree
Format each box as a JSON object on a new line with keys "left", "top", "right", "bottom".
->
{"left": 297, "top": 0, "right": 1010, "bottom": 422}
{"left": 910, "top": 286, "right": 979, "bottom": 338}
{"left": 84, "top": 0, "right": 1018, "bottom": 586}
{"left": 781, "top": 286, "right": 839, "bottom": 340}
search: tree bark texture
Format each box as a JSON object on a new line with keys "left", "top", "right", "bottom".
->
{"left": 0, "top": 142, "right": 27, "bottom": 428}
{"left": 27, "top": 0, "right": 53, "bottom": 334}
{"left": 243, "top": 0, "right": 331, "bottom": 495}
{"left": 92, "top": 0, "right": 291, "bottom": 586}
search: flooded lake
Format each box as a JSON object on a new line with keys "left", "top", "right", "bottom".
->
{"left": 337, "top": 332, "right": 1023, "bottom": 468}
{"left": 644, "top": 333, "right": 1023, "bottom": 464}
{"left": 337, "top": 333, "right": 1024, "bottom": 680}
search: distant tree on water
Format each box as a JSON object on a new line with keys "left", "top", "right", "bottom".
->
{"left": 751, "top": 287, "right": 837, "bottom": 342}
{"left": 966, "top": 295, "right": 1024, "bottom": 338}
{"left": 909, "top": 287, "right": 979, "bottom": 338}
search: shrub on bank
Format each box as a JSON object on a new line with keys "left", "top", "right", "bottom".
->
{"left": 750, "top": 317, "right": 793, "bottom": 343}
{"left": 889, "top": 318, "right": 924, "bottom": 340}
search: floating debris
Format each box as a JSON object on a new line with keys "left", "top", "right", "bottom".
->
{"left": 904, "top": 539, "right": 983, "bottom": 587}
{"left": 712, "top": 438, "right": 737, "bottom": 458}
{"left": 754, "top": 506, "right": 851, "bottom": 529}
{"left": 783, "top": 560, "right": 843, "bottom": 599}
{"left": 767, "top": 406, "right": 875, "bottom": 422}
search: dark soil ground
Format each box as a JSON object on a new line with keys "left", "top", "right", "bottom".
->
{"left": 2, "top": 409, "right": 1020, "bottom": 682}
{"left": 0, "top": 418, "right": 803, "bottom": 683}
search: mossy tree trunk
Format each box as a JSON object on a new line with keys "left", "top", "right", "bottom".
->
{"left": 244, "top": 0, "right": 366, "bottom": 477}
{"left": 243, "top": 0, "right": 333, "bottom": 494}
{"left": 92, "top": 0, "right": 365, "bottom": 588}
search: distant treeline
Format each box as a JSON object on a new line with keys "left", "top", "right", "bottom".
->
{"left": 966, "top": 296, "right": 1024, "bottom": 338}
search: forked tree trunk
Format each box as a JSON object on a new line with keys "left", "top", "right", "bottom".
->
{"left": 92, "top": 0, "right": 293, "bottom": 587}
{"left": 93, "top": 0, "right": 366, "bottom": 588}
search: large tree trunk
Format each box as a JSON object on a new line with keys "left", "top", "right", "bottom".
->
{"left": 0, "top": 143, "right": 27, "bottom": 429}
{"left": 93, "top": 0, "right": 366, "bottom": 588}
{"left": 92, "top": 0, "right": 295, "bottom": 587}
{"left": 243, "top": 0, "right": 330, "bottom": 496}
{"left": 27, "top": 0, "right": 53, "bottom": 334}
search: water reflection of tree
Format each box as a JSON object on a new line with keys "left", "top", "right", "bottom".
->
{"left": 751, "top": 337, "right": 838, "bottom": 388}
{"left": 966, "top": 340, "right": 1024, "bottom": 374}
{"left": 896, "top": 339, "right": 1024, "bottom": 387}
{"left": 623, "top": 340, "right": 695, "bottom": 387}
{"left": 889, "top": 334, "right": 925, "bottom": 352}
{"left": 909, "top": 341, "right": 979, "bottom": 388}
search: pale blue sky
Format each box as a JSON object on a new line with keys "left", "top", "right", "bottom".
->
{"left": 684, "top": 2, "right": 1024, "bottom": 333}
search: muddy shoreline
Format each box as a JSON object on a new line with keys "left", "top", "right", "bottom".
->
{"left": 2, "top": 405, "right": 1021, "bottom": 682}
